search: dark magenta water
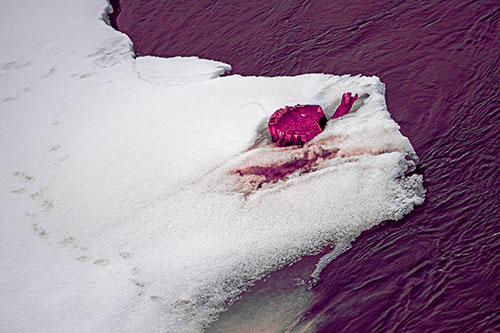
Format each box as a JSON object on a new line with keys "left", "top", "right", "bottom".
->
{"left": 112, "top": 0, "right": 500, "bottom": 331}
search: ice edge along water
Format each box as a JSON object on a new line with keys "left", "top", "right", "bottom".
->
{"left": 0, "top": 0, "right": 424, "bottom": 332}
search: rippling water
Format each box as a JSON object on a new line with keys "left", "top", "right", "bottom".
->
{"left": 112, "top": 0, "right": 500, "bottom": 331}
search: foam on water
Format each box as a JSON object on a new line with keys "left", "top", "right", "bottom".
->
{"left": 0, "top": 0, "right": 424, "bottom": 331}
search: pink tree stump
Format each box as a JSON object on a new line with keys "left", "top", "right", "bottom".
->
{"left": 268, "top": 92, "right": 358, "bottom": 147}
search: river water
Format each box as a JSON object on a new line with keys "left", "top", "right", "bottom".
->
{"left": 111, "top": 0, "right": 500, "bottom": 331}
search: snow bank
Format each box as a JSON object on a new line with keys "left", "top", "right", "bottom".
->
{"left": 135, "top": 56, "right": 231, "bottom": 86}
{"left": 0, "top": 0, "right": 424, "bottom": 332}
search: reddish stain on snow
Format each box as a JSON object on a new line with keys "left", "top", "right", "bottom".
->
{"left": 230, "top": 142, "right": 403, "bottom": 194}
{"left": 233, "top": 148, "right": 338, "bottom": 185}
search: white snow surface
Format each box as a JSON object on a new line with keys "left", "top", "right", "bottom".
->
{"left": 0, "top": 0, "right": 425, "bottom": 332}
{"left": 135, "top": 56, "right": 232, "bottom": 87}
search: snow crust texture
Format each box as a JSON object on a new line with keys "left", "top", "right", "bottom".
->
{"left": 134, "top": 56, "right": 232, "bottom": 87}
{"left": 0, "top": 0, "right": 424, "bottom": 331}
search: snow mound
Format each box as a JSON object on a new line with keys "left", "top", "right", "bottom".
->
{"left": 135, "top": 56, "right": 232, "bottom": 86}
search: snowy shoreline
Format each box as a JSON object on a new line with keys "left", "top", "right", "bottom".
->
{"left": 0, "top": 0, "right": 424, "bottom": 331}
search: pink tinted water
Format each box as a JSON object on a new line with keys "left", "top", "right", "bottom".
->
{"left": 113, "top": 0, "right": 500, "bottom": 331}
